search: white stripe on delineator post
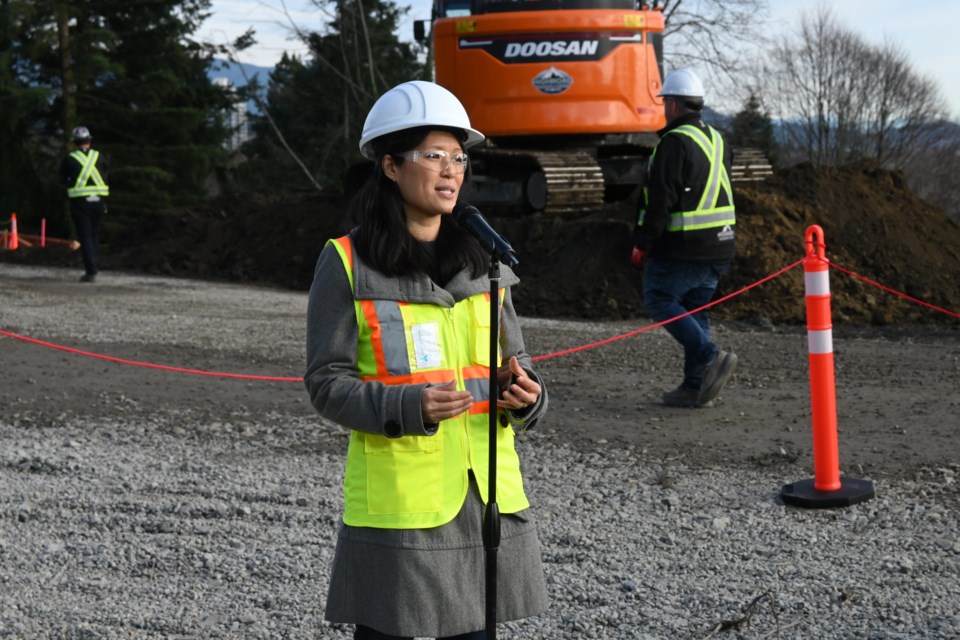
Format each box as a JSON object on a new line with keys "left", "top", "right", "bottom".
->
{"left": 804, "top": 270, "right": 830, "bottom": 296}
{"left": 807, "top": 329, "right": 833, "bottom": 355}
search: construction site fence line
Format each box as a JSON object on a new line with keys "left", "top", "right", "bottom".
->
{"left": 1, "top": 257, "right": 957, "bottom": 382}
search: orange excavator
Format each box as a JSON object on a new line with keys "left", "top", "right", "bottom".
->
{"left": 415, "top": 0, "right": 667, "bottom": 214}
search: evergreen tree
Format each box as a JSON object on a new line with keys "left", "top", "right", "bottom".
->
{"left": 83, "top": 0, "right": 231, "bottom": 214}
{"left": 235, "top": 0, "right": 426, "bottom": 195}
{"left": 728, "top": 91, "right": 779, "bottom": 167}
{"left": 0, "top": 0, "right": 64, "bottom": 222}
{"left": 1, "top": 0, "right": 232, "bottom": 235}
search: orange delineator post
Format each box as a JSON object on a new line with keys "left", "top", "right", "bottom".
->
{"left": 8, "top": 213, "right": 18, "bottom": 250}
{"left": 803, "top": 225, "right": 840, "bottom": 491}
{"left": 780, "top": 225, "right": 874, "bottom": 509}
{"left": 3, "top": 216, "right": 78, "bottom": 250}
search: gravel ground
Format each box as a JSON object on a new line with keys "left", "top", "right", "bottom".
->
{"left": 1, "top": 265, "right": 959, "bottom": 639}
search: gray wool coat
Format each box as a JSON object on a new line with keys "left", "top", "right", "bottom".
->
{"left": 304, "top": 235, "right": 549, "bottom": 637}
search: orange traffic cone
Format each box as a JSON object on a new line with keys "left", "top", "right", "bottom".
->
{"left": 9, "top": 213, "right": 18, "bottom": 250}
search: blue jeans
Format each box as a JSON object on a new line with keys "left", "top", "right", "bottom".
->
{"left": 354, "top": 625, "right": 484, "bottom": 640}
{"left": 643, "top": 258, "right": 721, "bottom": 389}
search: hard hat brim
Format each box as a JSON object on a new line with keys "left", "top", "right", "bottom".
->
{"left": 360, "top": 125, "right": 483, "bottom": 161}
{"left": 358, "top": 81, "right": 485, "bottom": 161}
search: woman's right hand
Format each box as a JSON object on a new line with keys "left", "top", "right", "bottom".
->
{"left": 421, "top": 381, "right": 474, "bottom": 424}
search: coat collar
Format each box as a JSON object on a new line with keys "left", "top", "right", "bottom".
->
{"left": 658, "top": 111, "right": 705, "bottom": 138}
{"left": 351, "top": 240, "right": 520, "bottom": 307}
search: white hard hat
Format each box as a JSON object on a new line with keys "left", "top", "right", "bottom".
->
{"left": 658, "top": 68, "right": 705, "bottom": 99}
{"left": 359, "top": 81, "right": 484, "bottom": 160}
{"left": 72, "top": 126, "right": 92, "bottom": 141}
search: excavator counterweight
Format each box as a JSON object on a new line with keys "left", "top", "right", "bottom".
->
{"left": 422, "top": 0, "right": 667, "bottom": 214}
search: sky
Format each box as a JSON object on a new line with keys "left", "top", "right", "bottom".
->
{"left": 199, "top": 0, "right": 959, "bottom": 120}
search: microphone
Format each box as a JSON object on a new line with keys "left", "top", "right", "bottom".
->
{"left": 453, "top": 202, "right": 519, "bottom": 268}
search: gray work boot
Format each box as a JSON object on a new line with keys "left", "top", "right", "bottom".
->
{"left": 698, "top": 350, "right": 738, "bottom": 405}
{"left": 662, "top": 383, "right": 706, "bottom": 408}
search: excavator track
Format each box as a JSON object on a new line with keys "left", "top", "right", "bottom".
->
{"left": 466, "top": 147, "right": 606, "bottom": 215}
{"left": 528, "top": 150, "right": 606, "bottom": 214}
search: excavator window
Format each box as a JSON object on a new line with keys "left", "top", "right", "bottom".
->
{"left": 440, "top": 0, "right": 472, "bottom": 17}
{"left": 453, "top": 0, "right": 640, "bottom": 16}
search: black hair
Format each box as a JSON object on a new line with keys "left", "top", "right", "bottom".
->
{"left": 665, "top": 95, "right": 704, "bottom": 112}
{"left": 349, "top": 126, "right": 488, "bottom": 282}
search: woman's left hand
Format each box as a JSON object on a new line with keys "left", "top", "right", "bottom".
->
{"left": 497, "top": 355, "right": 541, "bottom": 411}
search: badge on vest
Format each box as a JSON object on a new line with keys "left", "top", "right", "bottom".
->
{"left": 411, "top": 323, "right": 442, "bottom": 369}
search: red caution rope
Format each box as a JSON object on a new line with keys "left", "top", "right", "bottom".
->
{"left": 0, "top": 329, "right": 302, "bottom": 382}
{"left": 828, "top": 260, "right": 960, "bottom": 320}
{"left": 3, "top": 255, "right": 955, "bottom": 379}
{"left": 532, "top": 258, "right": 806, "bottom": 362}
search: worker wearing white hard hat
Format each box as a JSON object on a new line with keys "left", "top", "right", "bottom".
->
{"left": 358, "top": 80, "right": 485, "bottom": 160}
{"left": 657, "top": 67, "right": 705, "bottom": 103}
{"left": 59, "top": 125, "right": 110, "bottom": 283}
{"left": 631, "top": 68, "right": 739, "bottom": 407}
{"left": 305, "top": 80, "right": 549, "bottom": 639}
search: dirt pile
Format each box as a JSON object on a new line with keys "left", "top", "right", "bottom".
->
{"left": 727, "top": 161, "right": 960, "bottom": 325}
{"left": 4, "top": 161, "right": 959, "bottom": 325}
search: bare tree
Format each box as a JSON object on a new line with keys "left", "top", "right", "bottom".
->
{"left": 658, "top": 0, "right": 769, "bottom": 86}
{"left": 904, "top": 124, "right": 960, "bottom": 222}
{"left": 215, "top": 0, "right": 425, "bottom": 194}
{"left": 861, "top": 39, "right": 945, "bottom": 168}
{"left": 764, "top": 9, "right": 864, "bottom": 166}
{"left": 216, "top": 31, "right": 325, "bottom": 193}
{"left": 764, "top": 6, "right": 947, "bottom": 169}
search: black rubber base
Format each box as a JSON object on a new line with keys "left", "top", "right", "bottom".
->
{"left": 780, "top": 477, "right": 875, "bottom": 509}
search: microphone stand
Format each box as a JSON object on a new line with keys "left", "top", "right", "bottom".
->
{"left": 483, "top": 253, "right": 501, "bottom": 640}
{"left": 455, "top": 202, "right": 517, "bottom": 639}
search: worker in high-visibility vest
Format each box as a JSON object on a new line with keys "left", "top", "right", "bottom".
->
{"left": 59, "top": 125, "right": 109, "bottom": 283}
{"left": 631, "top": 68, "right": 738, "bottom": 408}
{"left": 304, "top": 81, "right": 548, "bottom": 639}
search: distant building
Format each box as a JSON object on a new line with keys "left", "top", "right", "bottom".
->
{"left": 213, "top": 77, "right": 252, "bottom": 151}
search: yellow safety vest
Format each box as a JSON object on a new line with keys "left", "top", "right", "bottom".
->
{"left": 639, "top": 124, "right": 735, "bottom": 232}
{"left": 330, "top": 236, "right": 529, "bottom": 529}
{"left": 67, "top": 150, "right": 110, "bottom": 199}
